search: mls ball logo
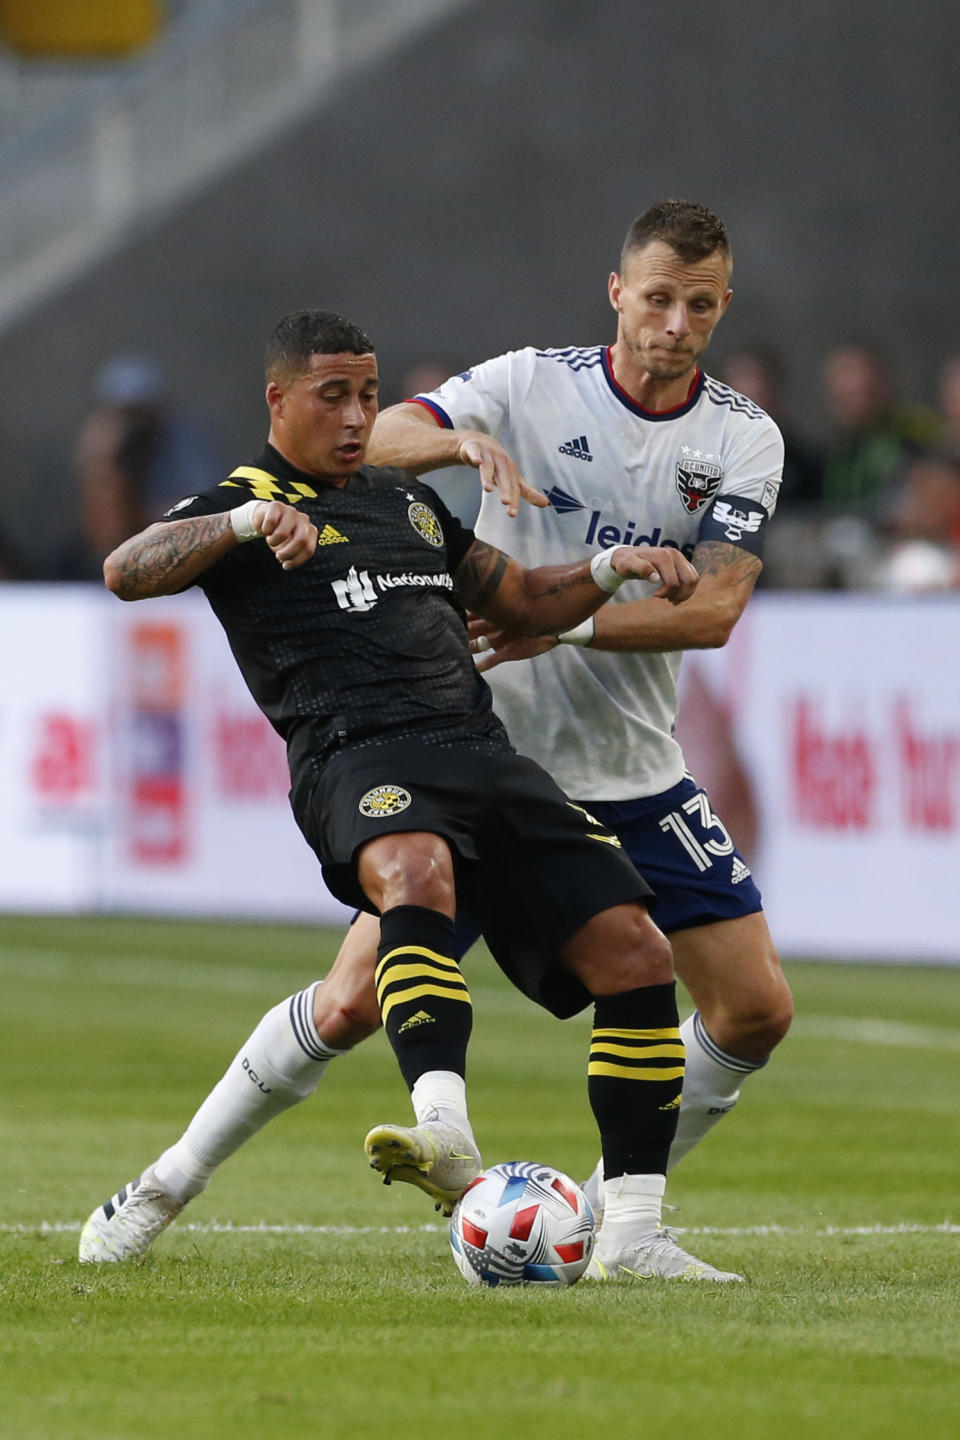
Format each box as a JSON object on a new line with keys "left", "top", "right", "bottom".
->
{"left": 675, "top": 456, "right": 722, "bottom": 514}
{"left": 359, "top": 784, "right": 412, "bottom": 818}
{"left": 408, "top": 501, "right": 443, "bottom": 548}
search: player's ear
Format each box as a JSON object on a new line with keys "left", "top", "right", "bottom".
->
{"left": 608, "top": 272, "right": 623, "bottom": 313}
{"left": 265, "top": 380, "right": 284, "bottom": 417}
{"left": 720, "top": 287, "right": 733, "bottom": 316}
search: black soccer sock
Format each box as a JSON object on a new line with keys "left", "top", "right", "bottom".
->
{"left": 588, "top": 982, "right": 684, "bottom": 1179}
{"left": 375, "top": 905, "right": 472, "bottom": 1091}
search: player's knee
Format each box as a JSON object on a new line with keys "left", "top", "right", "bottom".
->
{"left": 704, "top": 987, "right": 794, "bottom": 1057}
{"left": 570, "top": 904, "right": 674, "bottom": 995}
{"left": 357, "top": 832, "right": 456, "bottom": 914}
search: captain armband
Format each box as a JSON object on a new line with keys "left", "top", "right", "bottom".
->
{"left": 229, "top": 499, "right": 264, "bottom": 543}
{"left": 698, "top": 495, "right": 770, "bottom": 559}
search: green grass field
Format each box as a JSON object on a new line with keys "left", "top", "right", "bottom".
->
{"left": 2, "top": 914, "right": 959, "bottom": 1440}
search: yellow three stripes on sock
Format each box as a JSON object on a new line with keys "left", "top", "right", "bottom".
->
{"left": 588, "top": 1025, "right": 684, "bottom": 1081}
{"left": 375, "top": 945, "right": 471, "bottom": 1026}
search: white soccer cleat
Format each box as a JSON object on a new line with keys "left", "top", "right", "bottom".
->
{"left": 586, "top": 1228, "right": 744, "bottom": 1283}
{"left": 78, "top": 1171, "right": 184, "bottom": 1263}
{"left": 364, "top": 1120, "right": 482, "bottom": 1217}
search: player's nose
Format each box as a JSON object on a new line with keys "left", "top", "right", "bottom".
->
{"left": 665, "top": 303, "right": 690, "bottom": 338}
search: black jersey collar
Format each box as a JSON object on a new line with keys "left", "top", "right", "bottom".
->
{"left": 257, "top": 443, "right": 348, "bottom": 492}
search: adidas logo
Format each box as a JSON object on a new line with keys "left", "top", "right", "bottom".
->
{"left": 658, "top": 1093, "right": 683, "bottom": 1112}
{"left": 558, "top": 434, "right": 593, "bottom": 462}
{"left": 731, "top": 857, "right": 752, "bottom": 885}
{"left": 398, "top": 1009, "right": 435, "bottom": 1033}
{"left": 317, "top": 523, "right": 349, "bottom": 545}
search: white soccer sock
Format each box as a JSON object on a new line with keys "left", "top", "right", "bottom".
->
{"left": 598, "top": 1172, "right": 666, "bottom": 1243}
{"left": 410, "top": 1071, "right": 478, "bottom": 1153}
{"left": 666, "top": 1011, "right": 765, "bottom": 1170}
{"left": 153, "top": 982, "right": 347, "bottom": 1204}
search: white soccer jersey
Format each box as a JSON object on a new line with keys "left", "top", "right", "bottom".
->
{"left": 413, "top": 345, "right": 784, "bottom": 801}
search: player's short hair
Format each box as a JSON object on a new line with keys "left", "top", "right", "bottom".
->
{"left": 621, "top": 200, "right": 731, "bottom": 270}
{"left": 265, "top": 310, "right": 375, "bottom": 382}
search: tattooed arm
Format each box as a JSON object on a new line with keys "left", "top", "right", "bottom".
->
{"left": 103, "top": 500, "right": 318, "bottom": 600}
{"left": 453, "top": 538, "right": 698, "bottom": 635}
{"left": 468, "top": 540, "right": 759, "bottom": 671}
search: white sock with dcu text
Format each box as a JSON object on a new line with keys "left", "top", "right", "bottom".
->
{"left": 153, "top": 983, "right": 347, "bottom": 1204}
{"left": 667, "top": 1011, "right": 766, "bottom": 1169}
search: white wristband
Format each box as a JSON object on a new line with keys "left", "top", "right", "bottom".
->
{"left": 589, "top": 546, "right": 626, "bottom": 593}
{"left": 557, "top": 617, "right": 595, "bottom": 647}
{"left": 230, "top": 499, "right": 263, "bottom": 543}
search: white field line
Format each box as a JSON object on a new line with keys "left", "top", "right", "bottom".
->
{"left": 3, "top": 949, "right": 960, "bottom": 1048}
{"left": 4, "top": 1220, "right": 959, "bottom": 1237}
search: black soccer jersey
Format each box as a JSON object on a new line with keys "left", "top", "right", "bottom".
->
{"left": 164, "top": 444, "right": 509, "bottom": 786}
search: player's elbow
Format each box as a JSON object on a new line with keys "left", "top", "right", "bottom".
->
{"left": 103, "top": 550, "right": 143, "bottom": 600}
{"left": 699, "top": 612, "right": 738, "bottom": 648}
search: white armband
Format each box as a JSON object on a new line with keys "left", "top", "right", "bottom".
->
{"left": 557, "top": 617, "right": 595, "bottom": 647}
{"left": 230, "top": 499, "right": 263, "bottom": 543}
{"left": 589, "top": 546, "right": 626, "bottom": 593}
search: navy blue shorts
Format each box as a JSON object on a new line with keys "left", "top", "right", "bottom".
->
{"left": 452, "top": 775, "right": 762, "bottom": 958}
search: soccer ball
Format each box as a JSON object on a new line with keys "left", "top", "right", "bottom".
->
{"left": 449, "top": 1161, "right": 595, "bottom": 1287}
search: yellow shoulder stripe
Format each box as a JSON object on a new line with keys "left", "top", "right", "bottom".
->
{"left": 220, "top": 465, "right": 318, "bottom": 501}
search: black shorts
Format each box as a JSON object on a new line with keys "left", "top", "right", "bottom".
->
{"left": 293, "top": 738, "right": 653, "bottom": 1018}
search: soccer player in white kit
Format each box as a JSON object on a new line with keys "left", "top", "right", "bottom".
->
{"left": 80, "top": 201, "right": 791, "bottom": 1283}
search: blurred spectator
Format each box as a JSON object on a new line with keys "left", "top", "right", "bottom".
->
{"left": 881, "top": 452, "right": 960, "bottom": 592}
{"left": 51, "top": 354, "right": 224, "bottom": 581}
{"left": 721, "top": 344, "right": 825, "bottom": 588}
{"left": 819, "top": 343, "right": 938, "bottom": 588}
{"left": 394, "top": 358, "right": 458, "bottom": 405}
{"left": 935, "top": 354, "right": 960, "bottom": 454}
{"left": 721, "top": 344, "right": 823, "bottom": 511}
{"left": 821, "top": 343, "right": 936, "bottom": 514}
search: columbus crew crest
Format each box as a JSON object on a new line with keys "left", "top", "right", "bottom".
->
{"left": 359, "top": 784, "right": 412, "bottom": 818}
{"left": 408, "top": 501, "right": 443, "bottom": 547}
{"left": 675, "top": 453, "right": 723, "bottom": 514}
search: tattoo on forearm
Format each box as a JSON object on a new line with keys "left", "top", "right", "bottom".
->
{"left": 114, "top": 515, "right": 230, "bottom": 597}
{"left": 692, "top": 539, "right": 762, "bottom": 589}
{"left": 456, "top": 540, "right": 509, "bottom": 608}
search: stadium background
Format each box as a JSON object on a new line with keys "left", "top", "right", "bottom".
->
{"left": 0, "top": 0, "right": 957, "bottom": 963}
{"left": 2, "top": 9, "right": 960, "bottom": 1439}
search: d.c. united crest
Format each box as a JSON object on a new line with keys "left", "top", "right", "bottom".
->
{"left": 675, "top": 455, "right": 723, "bottom": 514}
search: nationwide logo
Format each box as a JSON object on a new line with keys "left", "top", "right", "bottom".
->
{"left": 332, "top": 566, "right": 454, "bottom": 613}
{"left": 675, "top": 446, "right": 723, "bottom": 514}
{"left": 712, "top": 501, "right": 764, "bottom": 542}
{"left": 558, "top": 434, "right": 593, "bottom": 462}
{"left": 316, "top": 523, "right": 349, "bottom": 545}
{"left": 359, "top": 784, "right": 412, "bottom": 817}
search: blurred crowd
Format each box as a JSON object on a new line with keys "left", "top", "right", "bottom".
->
{"left": 722, "top": 342, "right": 960, "bottom": 593}
{"left": 2, "top": 344, "right": 959, "bottom": 593}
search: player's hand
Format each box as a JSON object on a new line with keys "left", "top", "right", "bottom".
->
{"left": 256, "top": 500, "right": 318, "bottom": 570}
{"left": 467, "top": 616, "right": 557, "bottom": 672}
{"left": 610, "top": 545, "right": 699, "bottom": 604}
{"left": 456, "top": 433, "right": 548, "bottom": 517}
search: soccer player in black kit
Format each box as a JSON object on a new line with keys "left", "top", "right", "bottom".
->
{"left": 83, "top": 310, "right": 740, "bottom": 1282}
